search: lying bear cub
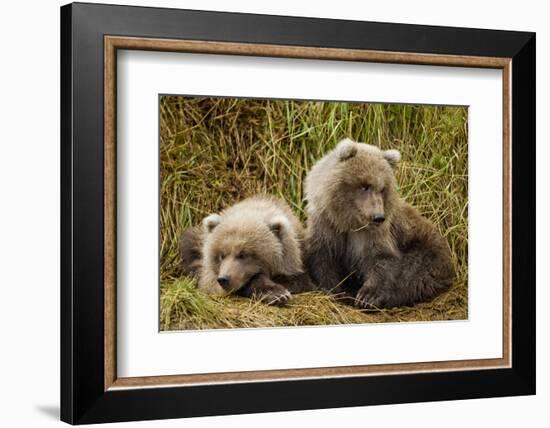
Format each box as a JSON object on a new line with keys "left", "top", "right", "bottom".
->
{"left": 180, "top": 196, "right": 315, "bottom": 305}
{"left": 304, "top": 138, "right": 455, "bottom": 309}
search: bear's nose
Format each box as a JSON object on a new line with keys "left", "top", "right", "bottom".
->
{"left": 217, "top": 276, "right": 230, "bottom": 288}
{"left": 372, "top": 214, "right": 385, "bottom": 224}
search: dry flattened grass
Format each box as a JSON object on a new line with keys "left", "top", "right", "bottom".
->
{"left": 159, "top": 96, "right": 468, "bottom": 331}
{"left": 160, "top": 277, "right": 466, "bottom": 331}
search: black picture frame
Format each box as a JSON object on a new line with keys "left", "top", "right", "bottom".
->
{"left": 61, "top": 2, "right": 535, "bottom": 424}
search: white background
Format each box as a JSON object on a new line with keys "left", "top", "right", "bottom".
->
{"left": 118, "top": 51, "right": 503, "bottom": 377}
{"left": 0, "top": 0, "right": 546, "bottom": 427}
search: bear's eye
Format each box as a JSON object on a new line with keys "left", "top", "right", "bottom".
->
{"left": 236, "top": 251, "right": 248, "bottom": 260}
{"left": 361, "top": 185, "right": 370, "bottom": 192}
{"left": 218, "top": 253, "right": 225, "bottom": 261}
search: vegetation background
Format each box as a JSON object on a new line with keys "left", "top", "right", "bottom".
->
{"left": 159, "top": 96, "right": 468, "bottom": 331}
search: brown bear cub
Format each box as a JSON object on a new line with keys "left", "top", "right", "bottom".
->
{"left": 304, "top": 138, "right": 455, "bottom": 309}
{"left": 180, "top": 196, "right": 314, "bottom": 305}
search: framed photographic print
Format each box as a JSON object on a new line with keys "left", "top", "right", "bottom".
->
{"left": 60, "top": 2, "right": 536, "bottom": 424}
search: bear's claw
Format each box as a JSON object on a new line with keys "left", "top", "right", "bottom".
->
{"left": 263, "top": 289, "right": 292, "bottom": 306}
{"left": 355, "top": 283, "right": 392, "bottom": 309}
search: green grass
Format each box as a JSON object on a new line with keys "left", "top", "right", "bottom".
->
{"left": 160, "top": 96, "right": 468, "bottom": 331}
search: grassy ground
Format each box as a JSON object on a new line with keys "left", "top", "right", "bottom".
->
{"left": 159, "top": 96, "right": 468, "bottom": 331}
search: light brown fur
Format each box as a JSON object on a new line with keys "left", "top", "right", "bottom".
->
{"left": 180, "top": 195, "right": 314, "bottom": 305}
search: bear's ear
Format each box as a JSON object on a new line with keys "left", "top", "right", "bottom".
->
{"left": 203, "top": 214, "right": 221, "bottom": 233}
{"left": 335, "top": 138, "right": 358, "bottom": 161}
{"left": 383, "top": 149, "right": 401, "bottom": 168}
{"left": 268, "top": 215, "right": 291, "bottom": 240}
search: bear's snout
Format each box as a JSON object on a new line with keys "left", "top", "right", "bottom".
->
{"left": 217, "top": 276, "right": 230, "bottom": 289}
{"left": 372, "top": 214, "right": 385, "bottom": 224}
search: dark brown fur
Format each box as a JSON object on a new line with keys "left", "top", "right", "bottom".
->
{"left": 304, "top": 139, "right": 455, "bottom": 309}
{"left": 179, "top": 225, "right": 203, "bottom": 275}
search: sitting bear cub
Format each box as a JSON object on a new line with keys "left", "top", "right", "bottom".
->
{"left": 180, "top": 196, "right": 314, "bottom": 305}
{"left": 304, "top": 138, "right": 455, "bottom": 309}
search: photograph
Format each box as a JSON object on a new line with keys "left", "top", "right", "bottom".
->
{"left": 159, "top": 96, "right": 468, "bottom": 331}
{"left": 56, "top": 2, "right": 536, "bottom": 424}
